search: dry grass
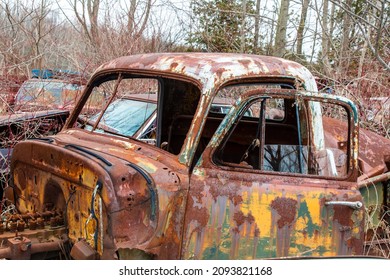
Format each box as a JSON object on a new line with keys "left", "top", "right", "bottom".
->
{"left": 364, "top": 206, "right": 390, "bottom": 258}
{"left": 360, "top": 175, "right": 390, "bottom": 258}
{"left": 0, "top": 111, "right": 67, "bottom": 208}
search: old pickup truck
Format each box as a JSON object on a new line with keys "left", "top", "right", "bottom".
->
{"left": 1, "top": 53, "right": 389, "bottom": 259}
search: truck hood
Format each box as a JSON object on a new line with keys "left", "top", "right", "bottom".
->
{"left": 57, "top": 129, "right": 186, "bottom": 174}
{"left": 11, "top": 128, "right": 187, "bottom": 214}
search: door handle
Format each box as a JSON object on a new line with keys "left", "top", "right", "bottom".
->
{"left": 325, "top": 201, "right": 363, "bottom": 210}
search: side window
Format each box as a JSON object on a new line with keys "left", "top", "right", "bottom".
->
{"left": 214, "top": 96, "right": 350, "bottom": 178}
{"left": 214, "top": 97, "right": 298, "bottom": 170}
{"left": 211, "top": 84, "right": 287, "bottom": 120}
{"left": 320, "top": 102, "right": 350, "bottom": 176}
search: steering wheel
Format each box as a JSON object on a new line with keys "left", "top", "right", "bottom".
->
{"left": 240, "top": 138, "right": 260, "bottom": 163}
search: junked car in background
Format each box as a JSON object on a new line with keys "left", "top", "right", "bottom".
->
{"left": 0, "top": 69, "right": 85, "bottom": 199}
{"left": 0, "top": 74, "right": 27, "bottom": 114}
{"left": 1, "top": 53, "right": 389, "bottom": 260}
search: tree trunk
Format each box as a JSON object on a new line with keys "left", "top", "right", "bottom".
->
{"left": 328, "top": 1, "right": 335, "bottom": 60}
{"left": 274, "top": 0, "right": 290, "bottom": 57}
{"left": 254, "top": 0, "right": 261, "bottom": 53}
{"left": 296, "top": 0, "right": 310, "bottom": 57}
{"left": 87, "top": 0, "right": 100, "bottom": 46}
{"left": 127, "top": 0, "right": 137, "bottom": 33}
{"left": 240, "top": 0, "right": 247, "bottom": 53}
{"left": 72, "top": 0, "right": 100, "bottom": 47}
{"left": 338, "top": 0, "right": 352, "bottom": 74}
{"left": 321, "top": 0, "right": 330, "bottom": 74}
{"left": 135, "top": 0, "right": 151, "bottom": 39}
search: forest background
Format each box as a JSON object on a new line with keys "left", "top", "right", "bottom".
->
{"left": 0, "top": 0, "right": 389, "bottom": 137}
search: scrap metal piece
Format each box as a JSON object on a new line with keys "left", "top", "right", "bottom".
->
{"left": 70, "top": 239, "right": 99, "bottom": 260}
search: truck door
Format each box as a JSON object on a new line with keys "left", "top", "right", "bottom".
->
{"left": 182, "top": 89, "right": 365, "bottom": 259}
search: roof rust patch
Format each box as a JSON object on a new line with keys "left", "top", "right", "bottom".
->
{"left": 93, "top": 53, "right": 317, "bottom": 92}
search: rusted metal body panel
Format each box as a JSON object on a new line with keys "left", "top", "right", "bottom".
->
{"left": 2, "top": 53, "right": 383, "bottom": 259}
{"left": 184, "top": 169, "right": 364, "bottom": 259}
{"left": 323, "top": 114, "right": 390, "bottom": 257}
{"left": 323, "top": 117, "right": 390, "bottom": 173}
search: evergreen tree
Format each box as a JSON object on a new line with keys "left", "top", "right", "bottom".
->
{"left": 188, "top": 0, "right": 255, "bottom": 53}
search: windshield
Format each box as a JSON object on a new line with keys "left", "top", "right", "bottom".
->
{"left": 86, "top": 98, "right": 157, "bottom": 137}
{"left": 16, "top": 80, "right": 81, "bottom": 108}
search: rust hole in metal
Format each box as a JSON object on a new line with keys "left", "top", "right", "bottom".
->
{"left": 127, "top": 194, "right": 135, "bottom": 207}
{"left": 271, "top": 197, "right": 297, "bottom": 228}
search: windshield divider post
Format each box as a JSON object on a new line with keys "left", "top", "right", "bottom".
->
{"left": 92, "top": 74, "right": 123, "bottom": 132}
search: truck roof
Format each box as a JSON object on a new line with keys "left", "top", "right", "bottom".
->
{"left": 95, "top": 53, "right": 317, "bottom": 92}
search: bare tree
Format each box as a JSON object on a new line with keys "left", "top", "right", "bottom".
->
{"left": 0, "top": 2, "right": 28, "bottom": 74}
{"left": 240, "top": 0, "right": 247, "bottom": 52}
{"left": 296, "top": 0, "right": 310, "bottom": 58}
{"left": 253, "top": 0, "right": 261, "bottom": 53}
{"left": 24, "top": 0, "right": 56, "bottom": 69}
{"left": 320, "top": 0, "right": 330, "bottom": 73}
{"left": 330, "top": 0, "right": 390, "bottom": 72}
{"left": 337, "top": 0, "right": 353, "bottom": 73}
{"left": 274, "top": 0, "right": 290, "bottom": 57}
{"left": 68, "top": 0, "right": 100, "bottom": 47}
{"left": 124, "top": 0, "right": 152, "bottom": 40}
{"left": 0, "top": 0, "right": 58, "bottom": 72}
